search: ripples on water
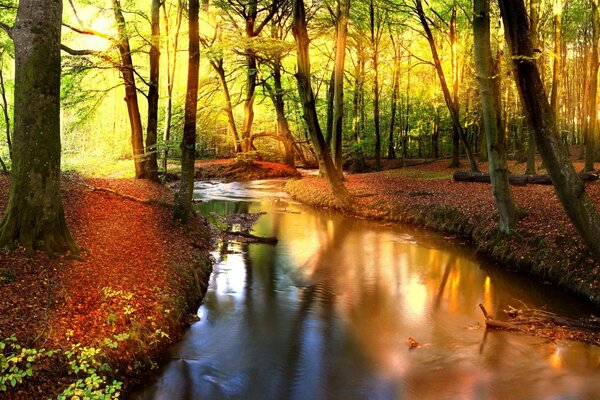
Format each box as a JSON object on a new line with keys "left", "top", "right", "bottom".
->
{"left": 132, "top": 179, "right": 600, "bottom": 400}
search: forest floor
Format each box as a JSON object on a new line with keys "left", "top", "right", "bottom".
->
{"left": 286, "top": 155, "right": 600, "bottom": 311}
{"left": 0, "top": 173, "right": 213, "bottom": 399}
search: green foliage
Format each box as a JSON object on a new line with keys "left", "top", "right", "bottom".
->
{"left": 0, "top": 335, "right": 57, "bottom": 392}
{"left": 0, "top": 267, "right": 15, "bottom": 284}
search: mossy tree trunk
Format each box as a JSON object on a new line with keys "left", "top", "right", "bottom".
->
{"left": 0, "top": 0, "right": 78, "bottom": 254}
{"left": 473, "top": 0, "right": 516, "bottom": 234}
{"left": 173, "top": 0, "right": 199, "bottom": 223}
{"left": 499, "top": 0, "right": 600, "bottom": 257}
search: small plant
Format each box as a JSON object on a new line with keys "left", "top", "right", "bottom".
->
{"left": 0, "top": 335, "right": 57, "bottom": 391}
{"left": 57, "top": 335, "right": 129, "bottom": 400}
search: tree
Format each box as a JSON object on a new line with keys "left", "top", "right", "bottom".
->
{"left": 413, "top": 0, "right": 479, "bottom": 172}
{"left": 331, "top": 0, "right": 350, "bottom": 174}
{"left": 473, "top": 0, "right": 516, "bottom": 233}
{"left": 174, "top": 0, "right": 200, "bottom": 223}
{"left": 145, "top": 0, "right": 161, "bottom": 180}
{"left": 499, "top": 0, "right": 600, "bottom": 257}
{"left": 0, "top": 0, "right": 78, "bottom": 254}
{"left": 222, "top": 0, "right": 282, "bottom": 153}
{"left": 584, "top": 0, "right": 598, "bottom": 172}
{"left": 292, "top": 0, "right": 350, "bottom": 203}
{"left": 368, "top": 0, "right": 386, "bottom": 171}
{"left": 162, "top": 0, "right": 184, "bottom": 171}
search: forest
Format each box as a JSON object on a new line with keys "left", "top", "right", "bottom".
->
{"left": 1, "top": 0, "right": 600, "bottom": 398}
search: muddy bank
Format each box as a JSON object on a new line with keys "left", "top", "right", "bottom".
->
{"left": 285, "top": 162, "right": 600, "bottom": 308}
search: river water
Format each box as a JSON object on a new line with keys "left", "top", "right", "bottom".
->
{"left": 132, "top": 179, "right": 600, "bottom": 400}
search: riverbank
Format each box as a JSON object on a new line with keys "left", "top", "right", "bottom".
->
{"left": 194, "top": 159, "right": 301, "bottom": 181}
{"left": 0, "top": 174, "right": 212, "bottom": 399}
{"left": 285, "top": 159, "right": 600, "bottom": 308}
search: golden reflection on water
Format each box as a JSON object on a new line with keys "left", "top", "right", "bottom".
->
{"left": 549, "top": 347, "right": 562, "bottom": 370}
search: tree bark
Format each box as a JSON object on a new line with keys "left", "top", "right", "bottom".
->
{"left": 173, "top": 0, "right": 199, "bottom": 223}
{"left": 473, "top": 0, "right": 516, "bottom": 233}
{"left": 161, "top": 0, "right": 183, "bottom": 171}
{"left": 0, "top": 0, "right": 78, "bottom": 254}
{"left": 584, "top": 0, "right": 599, "bottom": 172}
{"left": 499, "top": 0, "right": 600, "bottom": 257}
{"left": 292, "top": 0, "right": 350, "bottom": 204}
{"left": 332, "top": 0, "right": 350, "bottom": 174}
{"left": 145, "top": 0, "right": 160, "bottom": 180}
{"left": 370, "top": 0, "right": 381, "bottom": 171}
{"left": 113, "top": 0, "right": 147, "bottom": 179}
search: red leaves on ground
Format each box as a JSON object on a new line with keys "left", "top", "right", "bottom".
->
{"left": 0, "top": 174, "right": 211, "bottom": 398}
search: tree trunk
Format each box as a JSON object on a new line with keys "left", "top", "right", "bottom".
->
{"left": 389, "top": 35, "right": 400, "bottom": 160}
{"left": 585, "top": 0, "right": 599, "bottom": 172}
{"left": 473, "top": 0, "right": 516, "bottom": 234}
{"left": 173, "top": 0, "right": 199, "bottom": 223}
{"left": 0, "top": 55, "right": 12, "bottom": 162}
{"left": 273, "top": 60, "right": 296, "bottom": 167}
{"left": 161, "top": 0, "right": 183, "bottom": 171}
{"left": 370, "top": 0, "right": 381, "bottom": 171}
{"left": 499, "top": 0, "right": 600, "bottom": 257}
{"left": 113, "top": 0, "right": 147, "bottom": 179}
{"left": 292, "top": 0, "right": 350, "bottom": 204}
{"left": 332, "top": 0, "right": 350, "bottom": 174}
{"left": 550, "top": 0, "right": 562, "bottom": 116}
{"left": 415, "top": 0, "right": 478, "bottom": 172}
{"left": 214, "top": 61, "right": 241, "bottom": 152}
{"left": 145, "top": 0, "right": 160, "bottom": 181}
{"left": 0, "top": 0, "right": 78, "bottom": 254}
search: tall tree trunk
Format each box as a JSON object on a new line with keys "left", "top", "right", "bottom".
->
{"left": 325, "top": 69, "right": 335, "bottom": 147}
{"left": 369, "top": 0, "right": 382, "bottom": 170}
{"left": 525, "top": 0, "right": 540, "bottom": 175}
{"left": 113, "top": 0, "right": 147, "bottom": 179}
{"left": 389, "top": 34, "right": 400, "bottom": 160}
{"left": 0, "top": 0, "right": 78, "bottom": 254}
{"left": 215, "top": 63, "right": 241, "bottom": 152}
{"left": 332, "top": 0, "right": 350, "bottom": 174}
{"left": 499, "top": 0, "right": 600, "bottom": 257}
{"left": 273, "top": 61, "right": 296, "bottom": 167}
{"left": 415, "top": 0, "right": 478, "bottom": 172}
{"left": 474, "top": 0, "right": 516, "bottom": 234}
{"left": 174, "top": 0, "right": 199, "bottom": 223}
{"left": 450, "top": 7, "right": 460, "bottom": 167}
{"left": 550, "top": 0, "right": 562, "bottom": 116}
{"left": 292, "top": 0, "right": 350, "bottom": 203}
{"left": 145, "top": 0, "right": 160, "bottom": 181}
{"left": 585, "top": 0, "right": 599, "bottom": 172}
{"left": 0, "top": 54, "right": 11, "bottom": 162}
{"left": 161, "top": 0, "right": 183, "bottom": 171}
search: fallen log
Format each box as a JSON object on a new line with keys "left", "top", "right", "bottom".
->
{"left": 221, "top": 230, "right": 278, "bottom": 244}
{"left": 479, "top": 304, "right": 523, "bottom": 331}
{"left": 508, "top": 175, "right": 528, "bottom": 186}
{"left": 527, "top": 174, "right": 552, "bottom": 185}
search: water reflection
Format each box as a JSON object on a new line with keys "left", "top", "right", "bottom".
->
{"left": 132, "top": 179, "right": 600, "bottom": 400}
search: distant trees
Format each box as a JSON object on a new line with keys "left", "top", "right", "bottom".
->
{"left": 0, "top": 0, "right": 78, "bottom": 254}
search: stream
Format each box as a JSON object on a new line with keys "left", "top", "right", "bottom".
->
{"left": 132, "top": 178, "right": 600, "bottom": 399}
